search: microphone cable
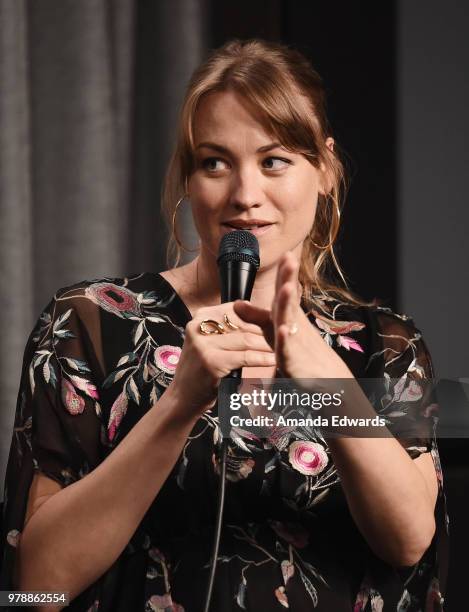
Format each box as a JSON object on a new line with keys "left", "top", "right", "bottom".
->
{"left": 203, "top": 230, "right": 259, "bottom": 612}
{"left": 203, "top": 437, "right": 228, "bottom": 612}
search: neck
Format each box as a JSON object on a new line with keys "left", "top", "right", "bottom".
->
{"left": 185, "top": 244, "right": 302, "bottom": 311}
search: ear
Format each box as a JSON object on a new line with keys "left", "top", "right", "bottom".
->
{"left": 318, "top": 137, "right": 335, "bottom": 196}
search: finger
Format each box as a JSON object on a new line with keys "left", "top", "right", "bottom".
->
{"left": 275, "top": 281, "right": 296, "bottom": 329}
{"left": 233, "top": 300, "right": 272, "bottom": 327}
{"left": 234, "top": 301, "right": 276, "bottom": 348}
{"left": 275, "top": 252, "right": 289, "bottom": 297}
{"left": 193, "top": 303, "right": 264, "bottom": 335}
{"left": 280, "top": 251, "right": 299, "bottom": 294}
{"left": 272, "top": 253, "right": 287, "bottom": 323}
{"left": 274, "top": 252, "right": 298, "bottom": 323}
{"left": 223, "top": 349, "right": 277, "bottom": 371}
{"left": 276, "top": 255, "right": 300, "bottom": 329}
{"left": 212, "top": 330, "right": 274, "bottom": 352}
{"left": 276, "top": 323, "right": 291, "bottom": 368}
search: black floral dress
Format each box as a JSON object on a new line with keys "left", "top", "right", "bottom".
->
{"left": 1, "top": 272, "right": 449, "bottom": 611}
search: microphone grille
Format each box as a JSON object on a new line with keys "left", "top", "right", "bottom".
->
{"left": 217, "top": 230, "right": 260, "bottom": 268}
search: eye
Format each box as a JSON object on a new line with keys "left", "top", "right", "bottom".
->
{"left": 201, "top": 157, "right": 228, "bottom": 172}
{"left": 263, "top": 157, "right": 292, "bottom": 170}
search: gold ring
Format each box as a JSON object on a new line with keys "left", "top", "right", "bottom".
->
{"left": 223, "top": 314, "right": 239, "bottom": 330}
{"left": 199, "top": 319, "right": 226, "bottom": 335}
{"left": 288, "top": 322, "right": 299, "bottom": 336}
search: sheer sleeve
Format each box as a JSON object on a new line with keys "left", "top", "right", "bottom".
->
{"left": 368, "top": 307, "right": 440, "bottom": 463}
{"left": 363, "top": 306, "right": 448, "bottom": 609}
{"left": 1, "top": 285, "right": 106, "bottom": 590}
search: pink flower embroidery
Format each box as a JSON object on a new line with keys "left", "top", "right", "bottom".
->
{"left": 61, "top": 379, "right": 85, "bottom": 415}
{"left": 312, "top": 311, "right": 365, "bottom": 336}
{"left": 337, "top": 334, "right": 364, "bottom": 353}
{"left": 146, "top": 594, "right": 184, "bottom": 612}
{"left": 154, "top": 345, "right": 181, "bottom": 374}
{"left": 108, "top": 391, "right": 128, "bottom": 441}
{"left": 353, "top": 575, "right": 371, "bottom": 611}
{"left": 312, "top": 310, "right": 365, "bottom": 353}
{"left": 425, "top": 577, "right": 444, "bottom": 609}
{"left": 85, "top": 283, "right": 140, "bottom": 317}
{"left": 275, "top": 586, "right": 289, "bottom": 608}
{"left": 69, "top": 375, "right": 99, "bottom": 399}
{"left": 288, "top": 441, "right": 328, "bottom": 476}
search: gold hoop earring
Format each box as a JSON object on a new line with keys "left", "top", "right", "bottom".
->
{"left": 171, "top": 193, "right": 199, "bottom": 253}
{"left": 309, "top": 234, "right": 334, "bottom": 250}
{"left": 309, "top": 197, "right": 340, "bottom": 250}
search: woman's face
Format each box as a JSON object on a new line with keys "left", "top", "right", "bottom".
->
{"left": 188, "top": 90, "right": 330, "bottom": 270}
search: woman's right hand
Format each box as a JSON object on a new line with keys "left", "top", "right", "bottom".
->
{"left": 168, "top": 302, "right": 276, "bottom": 421}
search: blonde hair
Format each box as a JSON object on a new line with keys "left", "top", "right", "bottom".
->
{"left": 162, "top": 38, "right": 378, "bottom": 310}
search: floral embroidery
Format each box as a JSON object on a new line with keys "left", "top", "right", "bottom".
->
{"left": 85, "top": 282, "right": 141, "bottom": 317}
{"left": 108, "top": 391, "right": 129, "bottom": 442}
{"left": 6, "top": 530, "right": 20, "bottom": 548}
{"left": 425, "top": 577, "right": 444, "bottom": 610}
{"left": 28, "top": 305, "right": 101, "bottom": 421}
{"left": 61, "top": 379, "right": 86, "bottom": 415}
{"left": 154, "top": 345, "right": 181, "bottom": 374}
{"left": 145, "top": 594, "right": 184, "bottom": 611}
{"left": 288, "top": 440, "right": 329, "bottom": 476}
{"left": 308, "top": 307, "right": 365, "bottom": 353}
{"left": 274, "top": 586, "right": 289, "bottom": 608}
{"left": 280, "top": 559, "right": 295, "bottom": 585}
{"left": 212, "top": 448, "right": 255, "bottom": 482}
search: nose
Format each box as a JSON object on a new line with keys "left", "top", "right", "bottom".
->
{"left": 228, "top": 166, "right": 264, "bottom": 211}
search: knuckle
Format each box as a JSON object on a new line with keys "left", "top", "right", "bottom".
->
{"left": 186, "top": 319, "right": 198, "bottom": 334}
{"left": 187, "top": 325, "right": 199, "bottom": 343}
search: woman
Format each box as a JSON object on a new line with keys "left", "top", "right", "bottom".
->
{"left": 1, "top": 39, "right": 448, "bottom": 611}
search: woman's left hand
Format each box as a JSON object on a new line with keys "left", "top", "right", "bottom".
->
{"left": 233, "top": 251, "right": 353, "bottom": 380}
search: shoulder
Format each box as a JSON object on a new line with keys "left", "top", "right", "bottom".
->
{"left": 41, "top": 272, "right": 171, "bottom": 318}
{"left": 305, "top": 294, "right": 433, "bottom": 377}
{"left": 361, "top": 304, "right": 434, "bottom": 379}
{"left": 30, "top": 272, "right": 184, "bottom": 344}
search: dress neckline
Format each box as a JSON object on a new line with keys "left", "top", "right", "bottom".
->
{"left": 154, "top": 272, "right": 194, "bottom": 324}
{"left": 153, "top": 271, "right": 314, "bottom": 324}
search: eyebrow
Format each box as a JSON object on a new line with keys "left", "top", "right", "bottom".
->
{"left": 195, "top": 141, "right": 286, "bottom": 154}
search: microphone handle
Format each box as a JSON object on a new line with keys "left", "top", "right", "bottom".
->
{"left": 220, "top": 259, "right": 257, "bottom": 381}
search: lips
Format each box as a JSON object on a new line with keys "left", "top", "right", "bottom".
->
{"left": 223, "top": 218, "right": 272, "bottom": 230}
{"left": 221, "top": 223, "right": 274, "bottom": 237}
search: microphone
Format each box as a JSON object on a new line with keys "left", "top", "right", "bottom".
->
{"left": 217, "top": 229, "right": 260, "bottom": 379}
{"left": 203, "top": 230, "right": 260, "bottom": 612}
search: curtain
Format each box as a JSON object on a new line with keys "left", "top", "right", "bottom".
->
{"left": 0, "top": 0, "right": 209, "bottom": 494}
